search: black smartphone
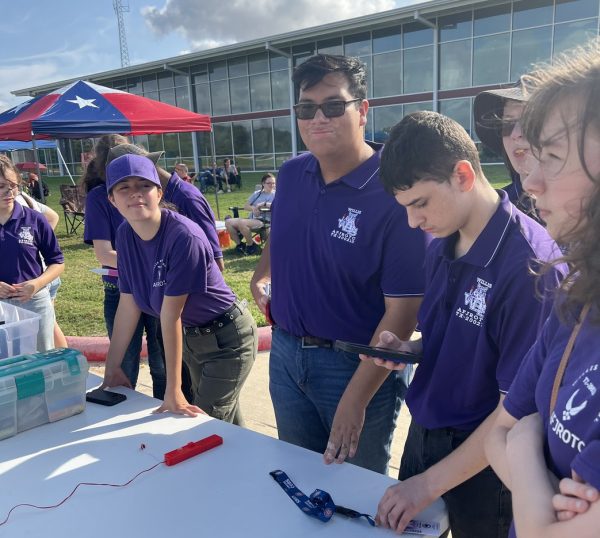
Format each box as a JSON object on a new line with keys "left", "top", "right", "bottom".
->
{"left": 334, "top": 340, "right": 421, "bottom": 364}
{"left": 86, "top": 388, "right": 127, "bottom": 406}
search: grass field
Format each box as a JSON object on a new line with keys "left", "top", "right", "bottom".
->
{"left": 39, "top": 165, "right": 509, "bottom": 337}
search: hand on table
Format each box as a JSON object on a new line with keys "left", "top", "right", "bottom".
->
{"left": 323, "top": 399, "right": 365, "bottom": 465}
{"left": 0, "top": 281, "right": 17, "bottom": 299}
{"left": 101, "top": 366, "right": 133, "bottom": 391}
{"left": 376, "top": 473, "right": 436, "bottom": 534}
{"left": 360, "top": 330, "right": 413, "bottom": 371}
{"left": 153, "top": 387, "right": 206, "bottom": 417}
{"left": 553, "top": 471, "right": 600, "bottom": 521}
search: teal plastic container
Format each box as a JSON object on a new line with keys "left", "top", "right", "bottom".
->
{"left": 0, "top": 348, "right": 88, "bottom": 440}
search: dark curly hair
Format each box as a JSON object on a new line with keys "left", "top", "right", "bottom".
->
{"left": 521, "top": 39, "right": 600, "bottom": 322}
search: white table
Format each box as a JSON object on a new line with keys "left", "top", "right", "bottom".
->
{"left": 0, "top": 375, "right": 447, "bottom": 537}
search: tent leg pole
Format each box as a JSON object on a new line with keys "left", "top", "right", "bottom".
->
{"left": 56, "top": 145, "right": 75, "bottom": 185}
{"left": 210, "top": 129, "right": 220, "bottom": 220}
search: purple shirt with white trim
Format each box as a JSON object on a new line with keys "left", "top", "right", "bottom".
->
{"left": 163, "top": 172, "right": 222, "bottom": 260}
{"left": 407, "top": 191, "right": 563, "bottom": 431}
{"left": 269, "top": 143, "right": 428, "bottom": 344}
{"left": 0, "top": 203, "right": 63, "bottom": 283}
{"left": 505, "top": 303, "right": 600, "bottom": 490}
{"left": 83, "top": 184, "right": 124, "bottom": 284}
{"left": 116, "top": 209, "right": 234, "bottom": 326}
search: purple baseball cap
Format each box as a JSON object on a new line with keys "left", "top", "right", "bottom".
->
{"left": 106, "top": 154, "right": 161, "bottom": 192}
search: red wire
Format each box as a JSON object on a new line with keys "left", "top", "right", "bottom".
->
{"left": 0, "top": 460, "right": 165, "bottom": 527}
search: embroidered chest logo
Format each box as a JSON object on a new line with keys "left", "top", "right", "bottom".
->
{"left": 331, "top": 208, "right": 361, "bottom": 244}
{"left": 18, "top": 226, "right": 34, "bottom": 246}
{"left": 455, "top": 277, "right": 492, "bottom": 327}
{"left": 153, "top": 259, "right": 167, "bottom": 288}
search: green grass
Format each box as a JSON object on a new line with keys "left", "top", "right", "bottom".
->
{"left": 41, "top": 165, "right": 508, "bottom": 337}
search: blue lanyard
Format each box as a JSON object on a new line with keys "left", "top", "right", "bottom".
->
{"left": 269, "top": 470, "right": 375, "bottom": 527}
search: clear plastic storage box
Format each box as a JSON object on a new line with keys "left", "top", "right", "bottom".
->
{"left": 0, "top": 348, "right": 88, "bottom": 441}
{"left": 0, "top": 301, "right": 41, "bottom": 359}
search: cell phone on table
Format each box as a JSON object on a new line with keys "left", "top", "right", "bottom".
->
{"left": 334, "top": 341, "right": 421, "bottom": 364}
{"left": 86, "top": 388, "right": 127, "bottom": 406}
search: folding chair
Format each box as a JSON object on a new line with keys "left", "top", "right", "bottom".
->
{"left": 227, "top": 206, "right": 271, "bottom": 245}
{"left": 59, "top": 184, "right": 86, "bottom": 235}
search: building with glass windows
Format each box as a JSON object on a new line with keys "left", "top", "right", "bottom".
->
{"left": 13, "top": 0, "right": 600, "bottom": 174}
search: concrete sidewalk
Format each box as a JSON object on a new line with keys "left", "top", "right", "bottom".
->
{"left": 89, "top": 350, "right": 411, "bottom": 478}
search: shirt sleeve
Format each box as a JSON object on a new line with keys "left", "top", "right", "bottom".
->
{"left": 572, "top": 441, "right": 600, "bottom": 490}
{"left": 182, "top": 197, "right": 223, "bottom": 260}
{"left": 35, "top": 213, "right": 64, "bottom": 266}
{"left": 164, "top": 231, "right": 208, "bottom": 297}
{"left": 115, "top": 225, "right": 132, "bottom": 294}
{"left": 83, "top": 188, "right": 113, "bottom": 245}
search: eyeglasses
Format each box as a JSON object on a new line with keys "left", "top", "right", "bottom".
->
{"left": 0, "top": 182, "right": 19, "bottom": 194}
{"left": 293, "top": 99, "right": 362, "bottom": 120}
{"left": 501, "top": 118, "right": 520, "bottom": 137}
{"left": 264, "top": 182, "right": 276, "bottom": 185}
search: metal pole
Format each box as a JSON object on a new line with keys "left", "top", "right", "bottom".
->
{"left": 163, "top": 64, "right": 201, "bottom": 174}
{"left": 414, "top": 11, "right": 438, "bottom": 112}
{"left": 209, "top": 129, "right": 220, "bottom": 220}
{"left": 265, "top": 42, "right": 297, "bottom": 157}
{"left": 55, "top": 144, "right": 75, "bottom": 185}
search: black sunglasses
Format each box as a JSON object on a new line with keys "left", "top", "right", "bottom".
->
{"left": 501, "top": 118, "right": 520, "bottom": 137}
{"left": 293, "top": 99, "right": 362, "bottom": 120}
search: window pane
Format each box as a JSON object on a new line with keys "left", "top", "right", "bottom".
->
{"left": 144, "top": 90, "right": 159, "bottom": 102}
{"left": 440, "top": 40, "right": 472, "bottom": 90}
{"left": 158, "top": 71, "right": 174, "bottom": 90}
{"left": 439, "top": 11, "right": 473, "bottom": 42}
{"left": 250, "top": 73, "right": 272, "bottom": 111}
{"left": 275, "top": 154, "right": 292, "bottom": 169}
{"left": 553, "top": 19, "right": 598, "bottom": 56}
{"left": 234, "top": 155, "right": 254, "bottom": 172}
{"left": 511, "top": 26, "right": 552, "bottom": 80}
{"left": 252, "top": 118, "right": 273, "bottom": 154}
{"left": 270, "top": 50, "right": 290, "bottom": 71}
{"left": 556, "top": 0, "right": 598, "bottom": 23}
{"left": 127, "top": 77, "right": 143, "bottom": 95}
{"left": 271, "top": 70, "right": 290, "bottom": 110}
{"left": 214, "top": 123, "right": 232, "bottom": 155}
{"left": 365, "top": 108, "right": 374, "bottom": 141}
{"left": 473, "top": 34, "right": 510, "bottom": 85}
{"left": 513, "top": 0, "right": 553, "bottom": 30}
{"left": 404, "top": 21, "right": 434, "bottom": 48}
{"left": 228, "top": 57, "right": 247, "bottom": 78}
{"left": 159, "top": 87, "right": 176, "bottom": 106}
{"left": 273, "top": 116, "right": 292, "bottom": 153}
{"left": 344, "top": 32, "right": 371, "bottom": 56}
{"left": 147, "top": 134, "right": 164, "bottom": 153}
{"left": 317, "top": 37, "right": 343, "bottom": 55}
{"left": 209, "top": 60, "right": 227, "bottom": 81}
{"left": 163, "top": 133, "right": 180, "bottom": 159}
{"left": 210, "top": 80, "right": 230, "bottom": 116}
{"left": 474, "top": 3, "right": 511, "bottom": 36}
{"left": 113, "top": 79, "right": 127, "bottom": 91}
{"left": 373, "top": 25, "right": 401, "bottom": 53}
{"left": 373, "top": 105, "right": 403, "bottom": 143}
{"left": 229, "top": 77, "right": 250, "bottom": 114}
{"left": 173, "top": 71, "right": 189, "bottom": 87}
{"left": 175, "top": 85, "right": 190, "bottom": 110}
{"left": 403, "top": 101, "right": 433, "bottom": 116}
{"left": 179, "top": 133, "right": 193, "bottom": 159}
{"left": 439, "top": 98, "right": 471, "bottom": 136}
{"left": 191, "top": 64, "right": 208, "bottom": 83}
{"left": 194, "top": 83, "right": 211, "bottom": 114}
{"left": 373, "top": 51, "right": 402, "bottom": 97}
{"left": 142, "top": 74, "right": 158, "bottom": 93}
{"left": 404, "top": 46, "right": 433, "bottom": 93}
{"left": 255, "top": 154, "right": 275, "bottom": 170}
{"left": 249, "top": 52, "right": 269, "bottom": 74}
{"left": 196, "top": 131, "right": 212, "bottom": 158}
{"left": 232, "top": 121, "right": 252, "bottom": 155}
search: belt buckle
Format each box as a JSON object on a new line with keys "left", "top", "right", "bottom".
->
{"left": 301, "top": 337, "right": 319, "bottom": 349}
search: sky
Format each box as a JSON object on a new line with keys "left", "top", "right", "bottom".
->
{"left": 0, "top": 0, "right": 418, "bottom": 113}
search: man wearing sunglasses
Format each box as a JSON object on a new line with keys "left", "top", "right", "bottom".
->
{"left": 251, "top": 54, "right": 428, "bottom": 474}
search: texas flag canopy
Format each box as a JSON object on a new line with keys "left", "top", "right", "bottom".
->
{"left": 0, "top": 80, "right": 211, "bottom": 141}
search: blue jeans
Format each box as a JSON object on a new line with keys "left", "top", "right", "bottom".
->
{"left": 6, "top": 286, "right": 55, "bottom": 352}
{"left": 269, "top": 326, "right": 411, "bottom": 474}
{"left": 103, "top": 285, "right": 166, "bottom": 399}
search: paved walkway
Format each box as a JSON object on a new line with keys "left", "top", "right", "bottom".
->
{"left": 89, "top": 350, "right": 412, "bottom": 478}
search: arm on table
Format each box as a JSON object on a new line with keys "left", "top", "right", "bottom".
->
{"left": 377, "top": 396, "right": 504, "bottom": 534}
{"left": 250, "top": 237, "right": 271, "bottom": 315}
{"left": 155, "top": 294, "right": 204, "bottom": 417}
{"left": 323, "top": 296, "right": 422, "bottom": 465}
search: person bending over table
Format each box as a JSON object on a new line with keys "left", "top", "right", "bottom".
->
{"left": 101, "top": 154, "right": 257, "bottom": 423}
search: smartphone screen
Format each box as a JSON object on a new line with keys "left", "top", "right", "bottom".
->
{"left": 86, "top": 389, "right": 127, "bottom": 406}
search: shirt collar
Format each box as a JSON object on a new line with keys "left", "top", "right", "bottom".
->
{"left": 442, "top": 190, "right": 515, "bottom": 268}
{"left": 6, "top": 201, "right": 25, "bottom": 223}
{"left": 306, "top": 141, "right": 383, "bottom": 190}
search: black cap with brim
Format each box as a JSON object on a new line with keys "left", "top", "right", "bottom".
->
{"left": 474, "top": 84, "right": 528, "bottom": 156}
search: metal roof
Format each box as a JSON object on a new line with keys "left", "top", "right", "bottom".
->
{"left": 13, "top": 0, "right": 492, "bottom": 97}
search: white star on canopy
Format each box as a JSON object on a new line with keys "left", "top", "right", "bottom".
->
{"left": 66, "top": 95, "right": 99, "bottom": 109}
{"left": 11, "top": 100, "right": 30, "bottom": 114}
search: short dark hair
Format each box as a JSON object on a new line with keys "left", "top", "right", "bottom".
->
{"left": 380, "top": 111, "right": 483, "bottom": 193}
{"left": 292, "top": 54, "right": 367, "bottom": 100}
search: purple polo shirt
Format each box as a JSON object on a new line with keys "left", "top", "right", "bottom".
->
{"left": 0, "top": 203, "right": 63, "bottom": 284}
{"left": 505, "top": 303, "right": 600, "bottom": 489}
{"left": 116, "top": 209, "right": 234, "bottom": 327}
{"left": 407, "top": 191, "right": 563, "bottom": 431}
{"left": 269, "top": 143, "right": 427, "bottom": 344}
{"left": 163, "top": 172, "right": 222, "bottom": 260}
{"left": 83, "top": 184, "right": 124, "bottom": 285}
